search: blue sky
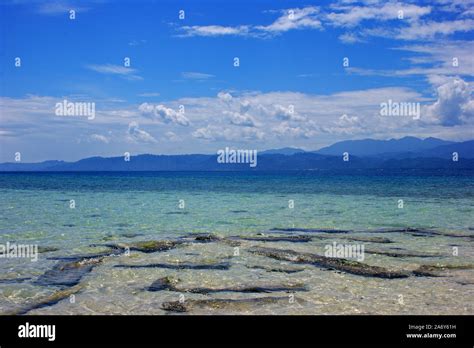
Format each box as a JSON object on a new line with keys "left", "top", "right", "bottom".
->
{"left": 0, "top": 0, "right": 473, "bottom": 161}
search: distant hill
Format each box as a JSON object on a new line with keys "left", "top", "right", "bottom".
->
{"left": 315, "top": 136, "right": 454, "bottom": 156}
{"left": 260, "top": 147, "right": 306, "bottom": 155}
{"left": 417, "top": 140, "right": 474, "bottom": 159}
{"left": 1, "top": 153, "right": 473, "bottom": 172}
{"left": 0, "top": 137, "right": 472, "bottom": 172}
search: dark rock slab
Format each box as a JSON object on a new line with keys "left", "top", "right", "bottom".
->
{"left": 246, "top": 264, "right": 305, "bottom": 273}
{"left": 48, "top": 249, "right": 122, "bottom": 261}
{"left": 248, "top": 246, "right": 410, "bottom": 279}
{"left": 34, "top": 258, "right": 103, "bottom": 288}
{"left": 93, "top": 240, "right": 184, "bottom": 253}
{"left": 365, "top": 249, "right": 445, "bottom": 258}
{"left": 120, "top": 233, "right": 144, "bottom": 238}
{"left": 311, "top": 235, "right": 393, "bottom": 244}
{"left": 38, "top": 246, "right": 60, "bottom": 253}
{"left": 270, "top": 228, "right": 351, "bottom": 234}
{"left": 148, "top": 276, "right": 307, "bottom": 294}
{"left": 413, "top": 264, "right": 474, "bottom": 277}
{"left": 6, "top": 284, "right": 83, "bottom": 315}
{"left": 230, "top": 235, "right": 312, "bottom": 243}
{"left": 363, "top": 228, "right": 473, "bottom": 239}
{"left": 116, "top": 261, "right": 231, "bottom": 270}
{"left": 0, "top": 277, "right": 31, "bottom": 284}
{"left": 161, "top": 296, "right": 297, "bottom": 313}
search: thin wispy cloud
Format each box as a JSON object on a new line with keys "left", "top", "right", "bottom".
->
{"left": 177, "top": 7, "right": 323, "bottom": 38}
{"left": 178, "top": 25, "right": 250, "bottom": 37}
{"left": 86, "top": 64, "right": 143, "bottom": 81}
{"left": 138, "top": 92, "right": 160, "bottom": 97}
{"left": 175, "top": 3, "right": 474, "bottom": 44}
{"left": 181, "top": 72, "right": 215, "bottom": 80}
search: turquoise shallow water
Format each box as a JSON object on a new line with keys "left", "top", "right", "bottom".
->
{"left": 0, "top": 171, "right": 473, "bottom": 314}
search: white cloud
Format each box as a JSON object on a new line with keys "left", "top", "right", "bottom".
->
{"left": 138, "top": 103, "right": 190, "bottom": 126}
{"left": 138, "top": 92, "right": 161, "bottom": 97}
{"left": 90, "top": 134, "right": 110, "bottom": 143}
{"left": 397, "top": 19, "right": 474, "bottom": 40}
{"left": 255, "top": 7, "right": 322, "bottom": 34}
{"left": 177, "top": 7, "right": 323, "bottom": 38}
{"left": 165, "top": 131, "right": 180, "bottom": 142}
{"left": 273, "top": 122, "right": 316, "bottom": 138}
{"left": 181, "top": 72, "right": 215, "bottom": 80}
{"left": 217, "top": 91, "right": 233, "bottom": 103}
{"left": 265, "top": 104, "right": 306, "bottom": 122}
{"left": 326, "top": 2, "right": 431, "bottom": 27}
{"left": 192, "top": 125, "right": 265, "bottom": 141}
{"left": 224, "top": 111, "right": 257, "bottom": 127}
{"left": 86, "top": 64, "right": 143, "bottom": 81}
{"left": 424, "top": 78, "right": 474, "bottom": 126}
{"left": 178, "top": 25, "right": 250, "bottom": 37}
{"left": 127, "top": 122, "right": 157, "bottom": 143}
{"left": 36, "top": 2, "right": 89, "bottom": 15}
{"left": 338, "top": 32, "right": 365, "bottom": 44}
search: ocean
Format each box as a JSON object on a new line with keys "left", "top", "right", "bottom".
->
{"left": 0, "top": 171, "right": 473, "bottom": 314}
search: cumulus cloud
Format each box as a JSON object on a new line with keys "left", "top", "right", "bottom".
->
{"left": 424, "top": 78, "right": 474, "bottom": 126}
{"left": 273, "top": 122, "right": 316, "bottom": 138}
{"left": 224, "top": 111, "right": 257, "bottom": 127}
{"left": 138, "top": 103, "right": 190, "bottom": 126}
{"left": 257, "top": 104, "right": 306, "bottom": 122}
{"left": 217, "top": 91, "right": 233, "bottom": 103}
{"left": 127, "top": 122, "right": 157, "bottom": 143}
{"left": 192, "top": 125, "right": 264, "bottom": 141}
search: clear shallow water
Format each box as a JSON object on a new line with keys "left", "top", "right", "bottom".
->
{"left": 0, "top": 171, "right": 473, "bottom": 314}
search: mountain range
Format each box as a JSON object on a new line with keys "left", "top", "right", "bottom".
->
{"left": 1, "top": 137, "right": 472, "bottom": 171}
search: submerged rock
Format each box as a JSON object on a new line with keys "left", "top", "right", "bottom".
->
{"left": 343, "top": 236, "right": 393, "bottom": 244}
{"left": 230, "top": 235, "right": 312, "bottom": 243}
{"left": 94, "top": 240, "right": 184, "bottom": 253}
{"left": 0, "top": 277, "right": 31, "bottom": 284}
{"left": 161, "top": 296, "right": 297, "bottom": 313}
{"left": 364, "top": 228, "right": 473, "bottom": 239}
{"left": 38, "top": 246, "right": 60, "bottom": 253}
{"left": 6, "top": 284, "right": 83, "bottom": 315}
{"left": 191, "top": 234, "right": 223, "bottom": 243}
{"left": 365, "top": 249, "right": 445, "bottom": 258}
{"left": 34, "top": 257, "right": 103, "bottom": 288}
{"left": 116, "top": 261, "right": 231, "bottom": 270}
{"left": 413, "top": 264, "right": 474, "bottom": 277}
{"left": 148, "top": 276, "right": 307, "bottom": 294}
{"left": 248, "top": 246, "right": 410, "bottom": 279}
{"left": 148, "top": 276, "right": 180, "bottom": 291}
{"left": 270, "top": 228, "right": 351, "bottom": 234}
{"left": 246, "top": 264, "right": 305, "bottom": 273}
{"left": 311, "top": 235, "right": 393, "bottom": 244}
{"left": 120, "top": 233, "right": 144, "bottom": 238}
{"left": 48, "top": 249, "right": 122, "bottom": 261}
